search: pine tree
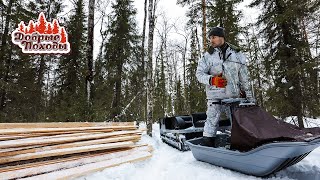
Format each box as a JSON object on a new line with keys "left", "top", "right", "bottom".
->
{"left": 26, "top": 0, "right": 64, "bottom": 121}
{"left": 180, "top": 0, "right": 206, "bottom": 114}
{"left": 153, "top": 45, "right": 166, "bottom": 120}
{"left": 120, "top": 45, "right": 145, "bottom": 122}
{"left": 186, "top": 28, "right": 206, "bottom": 113}
{"left": 1, "top": 0, "right": 45, "bottom": 121}
{"left": 250, "top": 0, "right": 320, "bottom": 127}
{"left": 207, "top": 0, "right": 243, "bottom": 46}
{"left": 0, "top": 0, "right": 15, "bottom": 115}
{"left": 174, "top": 78, "right": 185, "bottom": 115}
{"left": 242, "top": 25, "right": 266, "bottom": 108}
{"left": 102, "top": 0, "right": 140, "bottom": 120}
{"left": 49, "top": 0, "right": 86, "bottom": 121}
{"left": 0, "top": 0, "right": 63, "bottom": 122}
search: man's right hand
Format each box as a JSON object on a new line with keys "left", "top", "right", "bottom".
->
{"left": 210, "top": 73, "right": 227, "bottom": 88}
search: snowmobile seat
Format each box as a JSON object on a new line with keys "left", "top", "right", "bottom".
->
{"left": 162, "top": 115, "right": 193, "bottom": 130}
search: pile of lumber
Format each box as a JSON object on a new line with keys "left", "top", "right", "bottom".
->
{"left": 0, "top": 122, "right": 152, "bottom": 180}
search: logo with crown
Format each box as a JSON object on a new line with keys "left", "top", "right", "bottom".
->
{"left": 11, "top": 12, "right": 70, "bottom": 54}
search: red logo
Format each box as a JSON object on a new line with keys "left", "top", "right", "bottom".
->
{"left": 11, "top": 12, "right": 70, "bottom": 54}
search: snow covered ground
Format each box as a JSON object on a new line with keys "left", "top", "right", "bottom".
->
{"left": 77, "top": 122, "right": 320, "bottom": 180}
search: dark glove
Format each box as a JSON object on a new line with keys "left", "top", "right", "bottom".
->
{"left": 210, "top": 73, "right": 227, "bottom": 88}
{"left": 240, "top": 90, "right": 246, "bottom": 98}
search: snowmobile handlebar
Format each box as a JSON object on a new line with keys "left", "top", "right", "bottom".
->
{"left": 221, "top": 98, "right": 256, "bottom": 107}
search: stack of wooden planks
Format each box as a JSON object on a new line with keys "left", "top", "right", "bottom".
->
{"left": 0, "top": 122, "right": 152, "bottom": 180}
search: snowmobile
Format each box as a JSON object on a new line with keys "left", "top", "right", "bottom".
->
{"left": 159, "top": 109, "right": 232, "bottom": 151}
{"left": 159, "top": 98, "right": 252, "bottom": 151}
{"left": 160, "top": 98, "right": 320, "bottom": 176}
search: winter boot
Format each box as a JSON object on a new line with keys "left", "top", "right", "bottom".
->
{"left": 201, "top": 136, "right": 217, "bottom": 147}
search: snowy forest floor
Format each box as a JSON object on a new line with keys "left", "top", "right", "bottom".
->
{"left": 77, "top": 122, "right": 320, "bottom": 180}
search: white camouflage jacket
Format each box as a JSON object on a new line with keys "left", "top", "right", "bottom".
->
{"left": 196, "top": 43, "right": 252, "bottom": 100}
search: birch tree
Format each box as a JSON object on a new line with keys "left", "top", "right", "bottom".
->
{"left": 141, "top": 0, "right": 148, "bottom": 120}
{"left": 146, "top": 0, "right": 158, "bottom": 136}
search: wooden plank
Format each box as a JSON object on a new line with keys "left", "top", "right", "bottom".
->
{"left": 0, "top": 135, "right": 26, "bottom": 141}
{"left": 0, "top": 145, "right": 42, "bottom": 154}
{"left": 0, "top": 141, "right": 134, "bottom": 164}
{"left": 0, "top": 135, "right": 141, "bottom": 157}
{"left": 0, "top": 126, "right": 137, "bottom": 135}
{"left": 0, "top": 132, "right": 105, "bottom": 153}
{"left": 11, "top": 131, "right": 101, "bottom": 138}
{"left": 0, "top": 131, "right": 105, "bottom": 142}
{"left": 0, "top": 147, "right": 126, "bottom": 173}
{"left": 0, "top": 122, "right": 135, "bottom": 129}
{"left": 0, "top": 146, "right": 150, "bottom": 179}
{"left": 0, "top": 130, "right": 141, "bottom": 148}
{"left": 0, "top": 132, "right": 102, "bottom": 152}
{"left": 0, "top": 144, "right": 149, "bottom": 174}
{"left": 20, "top": 151, "right": 152, "bottom": 180}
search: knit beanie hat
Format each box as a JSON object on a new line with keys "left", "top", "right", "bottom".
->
{"left": 208, "top": 27, "right": 225, "bottom": 38}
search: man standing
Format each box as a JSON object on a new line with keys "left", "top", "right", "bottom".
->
{"left": 196, "top": 27, "right": 253, "bottom": 147}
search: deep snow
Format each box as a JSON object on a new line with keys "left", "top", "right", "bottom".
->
{"left": 77, "top": 121, "right": 320, "bottom": 180}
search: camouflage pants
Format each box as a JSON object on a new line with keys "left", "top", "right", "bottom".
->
{"left": 203, "top": 99, "right": 230, "bottom": 137}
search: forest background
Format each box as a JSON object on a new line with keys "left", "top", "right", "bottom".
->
{"left": 0, "top": 0, "right": 319, "bottom": 134}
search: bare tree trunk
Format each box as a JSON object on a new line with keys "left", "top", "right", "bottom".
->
{"left": 146, "top": 0, "right": 157, "bottom": 136}
{"left": 142, "top": 0, "right": 148, "bottom": 121}
{"left": 195, "top": 28, "right": 201, "bottom": 55}
{"left": 201, "top": 0, "right": 206, "bottom": 52}
{"left": 86, "top": 0, "right": 95, "bottom": 121}
{"left": 36, "top": 55, "right": 46, "bottom": 115}
{"left": 0, "top": 0, "right": 14, "bottom": 111}
{"left": 95, "top": 0, "right": 110, "bottom": 64}
{"left": 111, "top": 53, "right": 123, "bottom": 118}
